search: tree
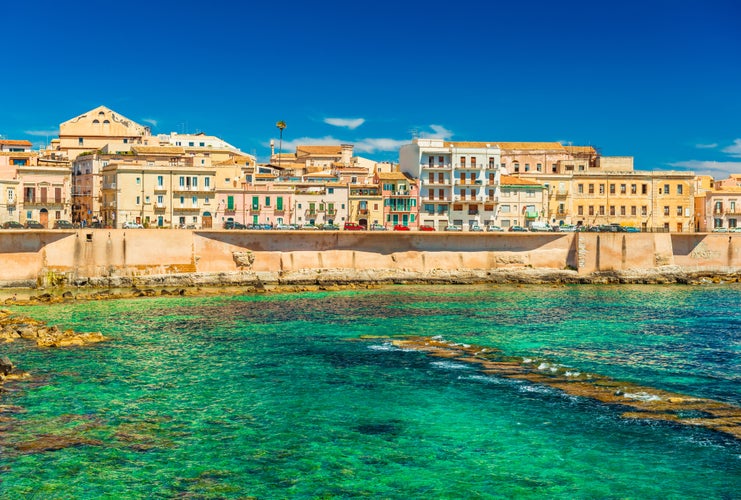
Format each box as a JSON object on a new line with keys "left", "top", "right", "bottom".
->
{"left": 276, "top": 121, "right": 286, "bottom": 169}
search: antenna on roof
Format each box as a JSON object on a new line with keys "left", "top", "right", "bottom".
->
{"left": 409, "top": 128, "right": 418, "bottom": 139}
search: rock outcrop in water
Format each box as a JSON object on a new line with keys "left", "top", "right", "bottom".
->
{"left": 0, "top": 309, "right": 107, "bottom": 348}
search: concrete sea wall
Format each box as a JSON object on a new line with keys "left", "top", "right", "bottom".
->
{"left": 0, "top": 230, "right": 740, "bottom": 289}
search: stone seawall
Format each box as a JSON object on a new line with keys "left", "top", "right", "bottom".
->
{"left": 0, "top": 230, "right": 739, "bottom": 289}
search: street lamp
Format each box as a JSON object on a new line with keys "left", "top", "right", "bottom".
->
{"left": 276, "top": 121, "right": 286, "bottom": 170}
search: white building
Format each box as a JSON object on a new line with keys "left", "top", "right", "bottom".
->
{"left": 400, "top": 139, "right": 502, "bottom": 230}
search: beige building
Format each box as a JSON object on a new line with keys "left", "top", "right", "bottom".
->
{"left": 100, "top": 147, "right": 217, "bottom": 228}
{"left": 57, "top": 106, "right": 153, "bottom": 161}
{"left": 293, "top": 182, "right": 349, "bottom": 227}
{"left": 496, "top": 176, "right": 547, "bottom": 229}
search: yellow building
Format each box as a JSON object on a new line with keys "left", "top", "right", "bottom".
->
{"left": 497, "top": 176, "right": 547, "bottom": 229}
{"left": 348, "top": 184, "right": 383, "bottom": 227}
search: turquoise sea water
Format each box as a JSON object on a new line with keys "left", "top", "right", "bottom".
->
{"left": 0, "top": 285, "right": 739, "bottom": 499}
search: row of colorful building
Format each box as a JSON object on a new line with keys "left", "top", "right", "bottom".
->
{"left": 1, "top": 105, "right": 740, "bottom": 232}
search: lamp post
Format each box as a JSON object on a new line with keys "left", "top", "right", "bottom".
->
{"left": 276, "top": 121, "right": 286, "bottom": 170}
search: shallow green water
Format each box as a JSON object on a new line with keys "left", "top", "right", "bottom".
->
{"left": 1, "top": 285, "right": 739, "bottom": 498}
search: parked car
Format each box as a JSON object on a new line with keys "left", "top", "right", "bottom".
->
{"left": 2, "top": 221, "right": 23, "bottom": 229}
{"left": 274, "top": 223, "right": 292, "bottom": 230}
{"left": 369, "top": 223, "right": 387, "bottom": 231}
{"left": 53, "top": 220, "right": 75, "bottom": 229}
{"left": 301, "top": 224, "right": 319, "bottom": 230}
{"left": 444, "top": 225, "right": 462, "bottom": 232}
{"left": 556, "top": 224, "right": 577, "bottom": 232}
{"left": 486, "top": 225, "right": 504, "bottom": 232}
{"left": 509, "top": 226, "right": 527, "bottom": 232}
{"left": 223, "top": 221, "right": 246, "bottom": 229}
{"left": 419, "top": 225, "right": 436, "bottom": 231}
{"left": 343, "top": 222, "right": 365, "bottom": 231}
{"left": 712, "top": 227, "right": 728, "bottom": 233}
{"left": 393, "top": 224, "right": 410, "bottom": 231}
{"left": 529, "top": 221, "right": 552, "bottom": 232}
{"left": 731, "top": 227, "right": 741, "bottom": 233}
{"left": 624, "top": 226, "right": 641, "bottom": 233}
{"left": 122, "top": 221, "right": 144, "bottom": 229}
{"left": 24, "top": 220, "right": 44, "bottom": 229}
{"left": 321, "top": 224, "right": 340, "bottom": 230}
{"left": 469, "top": 225, "right": 483, "bottom": 232}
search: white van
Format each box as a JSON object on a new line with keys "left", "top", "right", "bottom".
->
{"left": 529, "top": 221, "right": 552, "bottom": 232}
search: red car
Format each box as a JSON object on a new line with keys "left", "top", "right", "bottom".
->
{"left": 343, "top": 222, "right": 365, "bottom": 231}
{"left": 419, "top": 225, "right": 435, "bottom": 231}
{"left": 393, "top": 224, "right": 410, "bottom": 231}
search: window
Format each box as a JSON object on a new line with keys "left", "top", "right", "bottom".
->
{"left": 136, "top": 177, "right": 141, "bottom": 185}
{"left": 610, "top": 184, "right": 616, "bottom": 194}
{"left": 641, "top": 206, "right": 647, "bottom": 216}
{"left": 157, "top": 195, "right": 164, "bottom": 205}
{"left": 500, "top": 205, "right": 510, "bottom": 213}
{"left": 677, "top": 185, "right": 683, "bottom": 195}
{"left": 524, "top": 163, "right": 530, "bottom": 172}
{"left": 578, "top": 165, "right": 585, "bottom": 171}
{"left": 227, "top": 196, "right": 234, "bottom": 210}
{"left": 265, "top": 197, "right": 271, "bottom": 207}
{"left": 252, "top": 196, "right": 259, "bottom": 210}
{"left": 578, "top": 184, "right": 584, "bottom": 194}
{"left": 676, "top": 206, "right": 683, "bottom": 216}
{"left": 664, "top": 184, "right": 670, "bottom": 194}
{"left": 192, "top": 196, "right": 197, "bottom": 206}
{"left": 78, "top": 138, "right": 83, "bottom": 146}
{"left": 588, "top": 184, "right": 594, "bottom": 194}
{"left": 552, "top": 164, "right": 557, "bottom": 173}
{"left": 145, "top": 196, "right": 150, "bottom": 203}
{"left": 328, "top": 188, "right": 334, "bottom": 194}
{"left": 192, "top": 177, "right": 198, "bottom": 188}
{"left": 460, "top": 156, "right": 466, "bottom": 167}
{"left": 599, "top": 184, "right": 605, "bottom": 195}
{"left": 277, "top": 197, "right": 283, "bottom": 210}
{"left": 631, "top": 206, "right": 637, "bottom": 216}
{"left": 489, "top": 157, "right": 495, "bottom": 168}
{"left": 157, "top": 175, "right": 163, "bottom": 187}
{"left": 513, "top": 163, "right": 519, "bottom": 173}
{"left": 642, "top": 184, "right": 648, "bottom": 195}
{"left": 664, "top": 206, "right": 670, "bottom": 216}
{"left": 599, "top": 206, "right": 605, "bottom": 215}
{"left": 204, "top": 177, "right": 210, "bottom": 188}
{"left": 610, "top": 206, "right": 615, "bottom": 216}
{"left": 631, "top": 184, "right": 637, "bottom": 194}
{"left": 620, "top": 206, "right": 626, "bottom": 216}
{"left": 136, "top": 196, "right": 140, "bottom": 205}
{"left": 536, "top": 163, "right": 542, "bottom": 172}
{"left": 588, "top": 206, "right": 594, "bottom": 216}
{"left": 180, "top": 176, "right": 185, "bottom": 187}
{"left": 471, "top": 157, "right": 476, "bottom": 168}
{"left": 620, "top": 184, "right": 626, "bottom": 194}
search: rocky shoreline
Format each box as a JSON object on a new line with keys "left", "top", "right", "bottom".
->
{"left": 1, "top": 266, "right": 741, "bottom": 304}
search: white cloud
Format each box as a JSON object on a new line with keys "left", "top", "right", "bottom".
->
{"left": 668, "top": 160, "right": 741, "bottom": 178}
{"left": 695, "top": 143, "right": 718, "bottom": 149}
{"left": 142, "top": 118, "right": 158, "bottom": 127}
{"left": 324, "top": 118, "right": 365, "bottom": 130}
{"left": 24, "top": 129, "right": 58, "bottom": 137}
{"left": 354, "top": 138, "right": 409, "bottom": 154}
{"left": 721, "top": 138, "right": 741, "bottom": 158}
{"left": 419, "top": 124, "right": 453, "bottom": 140}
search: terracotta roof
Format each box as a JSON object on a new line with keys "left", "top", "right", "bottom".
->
{"left": 131, "top": 146, "right": 185, "bottom": 155}
{"left": 0, "top": 140, "right": 33, "bottom": 146}
{"left": 564, "top": 145, "right": 597, "bottom": 154}
{"left": 296, "top": 145, "right": 342, "bottom": 155}
{"left": 500, "top": 175, "right": 544, "bottom": 187}
{"left": 377, "top": 171, "right": 409, "bottom": 180}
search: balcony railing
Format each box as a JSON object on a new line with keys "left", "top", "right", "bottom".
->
{"left": 421, "top": 163, "right": 452, "bottom": 169}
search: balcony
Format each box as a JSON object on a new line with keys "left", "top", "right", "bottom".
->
{"left": 24, "top": 198, "right": 66, "bottom": 206}
{"left": 174, "top": 205, "right": 200, "bottom": 212}
{"left": 224, "top": 209, "right": 236, "bottom": 216}
{"left": 154, "top": 203, "right": 167, "bottom": 211}
{"left": 358, "top": 209, "right": 369, "bottom": 215}
{"left": 725, "top": 209, "right": 741, "bottom": 216}
{"left": 421, "top": 163, "right": 452, "bottom": 170}
{"left": 554, "top": 189, "right": 569, "bottom": 197}
{"left": 173, "top": 186, "right": 215, "bottom": 194}
{"left": 154, "top": 185, "right": 167, "bottom": 193}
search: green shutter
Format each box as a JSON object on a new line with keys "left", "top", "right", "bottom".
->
{"left": 227, "top": 196, "right": 234, "bottom": 210}
{"left": 277, "top": 197, "right": 283, "bottom": 210}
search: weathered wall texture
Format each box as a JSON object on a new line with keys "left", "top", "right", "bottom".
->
{"left": 0, "top": 230, "right": 739, "bottom": 288}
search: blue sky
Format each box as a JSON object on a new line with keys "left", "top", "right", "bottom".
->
{"left": 3, "top": 0, "right": 740, "bottom": 177}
